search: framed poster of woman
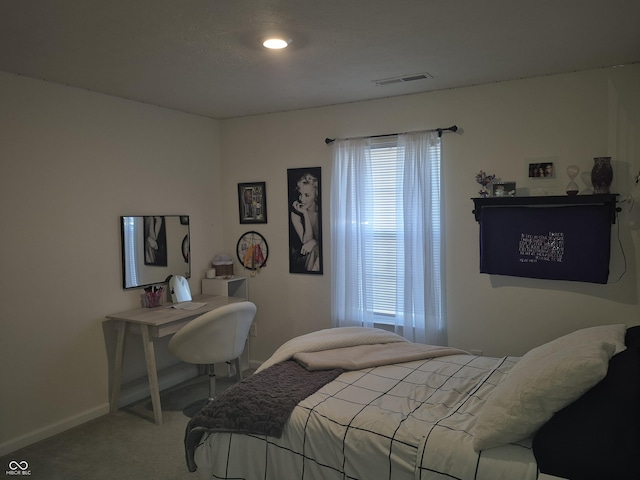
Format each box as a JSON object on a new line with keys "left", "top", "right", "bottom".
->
{"left": 287, "top": 167, "right": 323, "bottom": 274}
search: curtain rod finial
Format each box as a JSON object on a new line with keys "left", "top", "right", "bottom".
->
{"left": 325, "top": 138, "right": 335, "bottom": 145}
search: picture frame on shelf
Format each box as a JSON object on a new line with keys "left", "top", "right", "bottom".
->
{"left": 526, "top": 161, "right": 555, "bottom": 179}
{"left": 492, "top": 182, "right": 516, "bottom": 197}
{"left": 523, "top": 157, "right": 561, "bottom": 196}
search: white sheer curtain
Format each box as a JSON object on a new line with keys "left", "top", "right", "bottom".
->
{"left": 330, "top": 131, "right": 446, "bottom": 345}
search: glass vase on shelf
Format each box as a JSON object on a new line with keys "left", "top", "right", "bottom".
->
{"left": 591, "top": 157, "right": 613, "bottom": 194}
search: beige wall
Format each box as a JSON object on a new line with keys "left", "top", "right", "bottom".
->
{"left": 222, "top": 65, "right": 640, "bottom": 364}
{"left": 0, "top": 72, "right": 223, "bottom": 453}
{"left": 1, "top": 64, "right": 639, "bottom": 455}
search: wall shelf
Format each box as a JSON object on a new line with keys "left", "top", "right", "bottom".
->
{"left": 472, "top": 194, "right": 620, "bottom": 223}
{"left": 472, "top": 194, "right": 619, "bottom": 283}
{"left": 202, "top": 277, "right": 248, "bottom": 300}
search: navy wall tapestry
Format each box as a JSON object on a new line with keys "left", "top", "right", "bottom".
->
{"left": 479, "top": 205, "right": 612, "bottom": 284}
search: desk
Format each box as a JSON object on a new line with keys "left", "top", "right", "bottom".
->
{"left": 105, "top": 294, "right": 245, "bottom": 425}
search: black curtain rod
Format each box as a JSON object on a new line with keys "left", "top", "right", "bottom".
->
{"left": 324, "top": 125, "right": 458, "bottom": 145}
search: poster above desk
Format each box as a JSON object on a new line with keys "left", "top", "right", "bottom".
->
{"left": 472, "top": 195, "right": 619, "bottom": 284}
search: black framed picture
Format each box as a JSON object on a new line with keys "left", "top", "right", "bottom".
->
{"left": 287, "top": 167, "right": 323, "bottom": 274}
{"left": 238, "top": 182, "right": 267, "bottom": 224}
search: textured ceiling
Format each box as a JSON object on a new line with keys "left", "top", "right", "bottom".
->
{"left": 1, "top": 0, "right": 638, "bottom": 119}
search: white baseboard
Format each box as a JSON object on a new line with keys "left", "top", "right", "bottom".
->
{"left": 0, "top": 403, "right": 109, "bottom": 457}
{"left": 248, "top": 359, "right": 263, "bottom": 371}
{"left": 0, "top": 363, "right": 199, "bottom": 457}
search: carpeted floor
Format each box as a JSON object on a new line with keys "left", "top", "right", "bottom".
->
{"left": 0, "top": 373, "right": 243, "bottom": 480}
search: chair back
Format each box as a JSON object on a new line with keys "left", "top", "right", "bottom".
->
{"left": 168, "top": 301, "right": 256, "bottom": 365}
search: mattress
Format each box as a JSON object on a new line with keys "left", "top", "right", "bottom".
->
{"left": 191, "top": 354, "right": 539, "bottom": 480}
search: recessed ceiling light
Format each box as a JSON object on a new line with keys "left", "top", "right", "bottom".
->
{"left": 262, "top": 37, "right": 291, "bottom": 49}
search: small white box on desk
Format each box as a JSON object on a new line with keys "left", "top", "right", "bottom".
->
{"left": 202, "top": 277, "right": 248, "bottom": 300}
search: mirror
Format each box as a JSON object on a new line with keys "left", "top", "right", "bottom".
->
{"left": 121, "top": 215, "right": 190, "bottom": 289}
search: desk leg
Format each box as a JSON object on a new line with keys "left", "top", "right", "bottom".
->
{"left": 141, "top": 324, "right": 163, "bottom": 425}
{"left": 110, "top": 320, "right": 127, "bottom": 414}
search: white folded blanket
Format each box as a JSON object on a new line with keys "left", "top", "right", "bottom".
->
{"left": 256, "top": 326, "right": 466, "bottom": 373}
{"left": 294, "top": 342, "right": 468, "bottom": 371}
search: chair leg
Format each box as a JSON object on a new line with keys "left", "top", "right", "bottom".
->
{"left": 235, "top": 358, "right": 242, "bottom": 381}
{"left": 225, "top": 359, "right": 243, "bottom": 380}
{"left": 207, "top": 364, "right": 216, "bottom": 401}
{"left": 181, "top": 364, "right": 216, "bottom": 418}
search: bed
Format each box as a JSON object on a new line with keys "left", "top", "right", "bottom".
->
{"left": 184, "top": 324, "right": 640, "bottom": 480}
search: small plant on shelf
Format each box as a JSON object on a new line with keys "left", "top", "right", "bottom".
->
{"left": 475, "top": 170, "right": 495, "bottom": 197}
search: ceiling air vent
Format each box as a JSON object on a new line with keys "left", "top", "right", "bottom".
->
{"left": 373, "top": 72, "right": 433, "bottom": 87}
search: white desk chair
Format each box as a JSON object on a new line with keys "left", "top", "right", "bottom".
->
{"left": 168, "top": 301, "right": 256, "bottom": 417}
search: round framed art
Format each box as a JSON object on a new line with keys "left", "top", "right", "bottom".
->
{"left": 236, "top": 231, "right": 269, "bottom": 271}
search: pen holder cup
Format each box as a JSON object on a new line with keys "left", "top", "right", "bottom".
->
{"left": 141, "top": 290, "right": 164, "bottom": 308}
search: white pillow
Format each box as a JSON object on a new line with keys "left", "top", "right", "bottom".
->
{"left": 522, "top": 324, "right": 626, "bottom": 358}
{"left": 472, "top": 324, "right": 626, "bottom": 451}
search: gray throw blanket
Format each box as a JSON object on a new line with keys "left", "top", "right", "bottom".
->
{"left": 184, "top": 360, "right": 344, "bottom": 472}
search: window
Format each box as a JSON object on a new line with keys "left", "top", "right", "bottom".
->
{"left": 369, "top": 139, "right": 401, "bottom": 318}
{"left": 331, "top": 131, "right": 445, "bottom": 344}
{"left": 123, "top": 216, "right": 139, "bottom": 288}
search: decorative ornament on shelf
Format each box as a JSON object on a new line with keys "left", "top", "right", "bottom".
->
{"left": 475, "top": 170, "right": 496, "bottom": 197}
{"left": 565, "top": 165, "right": 580, "bottom": 195}
{"left": 591, "top": 157, "right": 613, "bottom": 194}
